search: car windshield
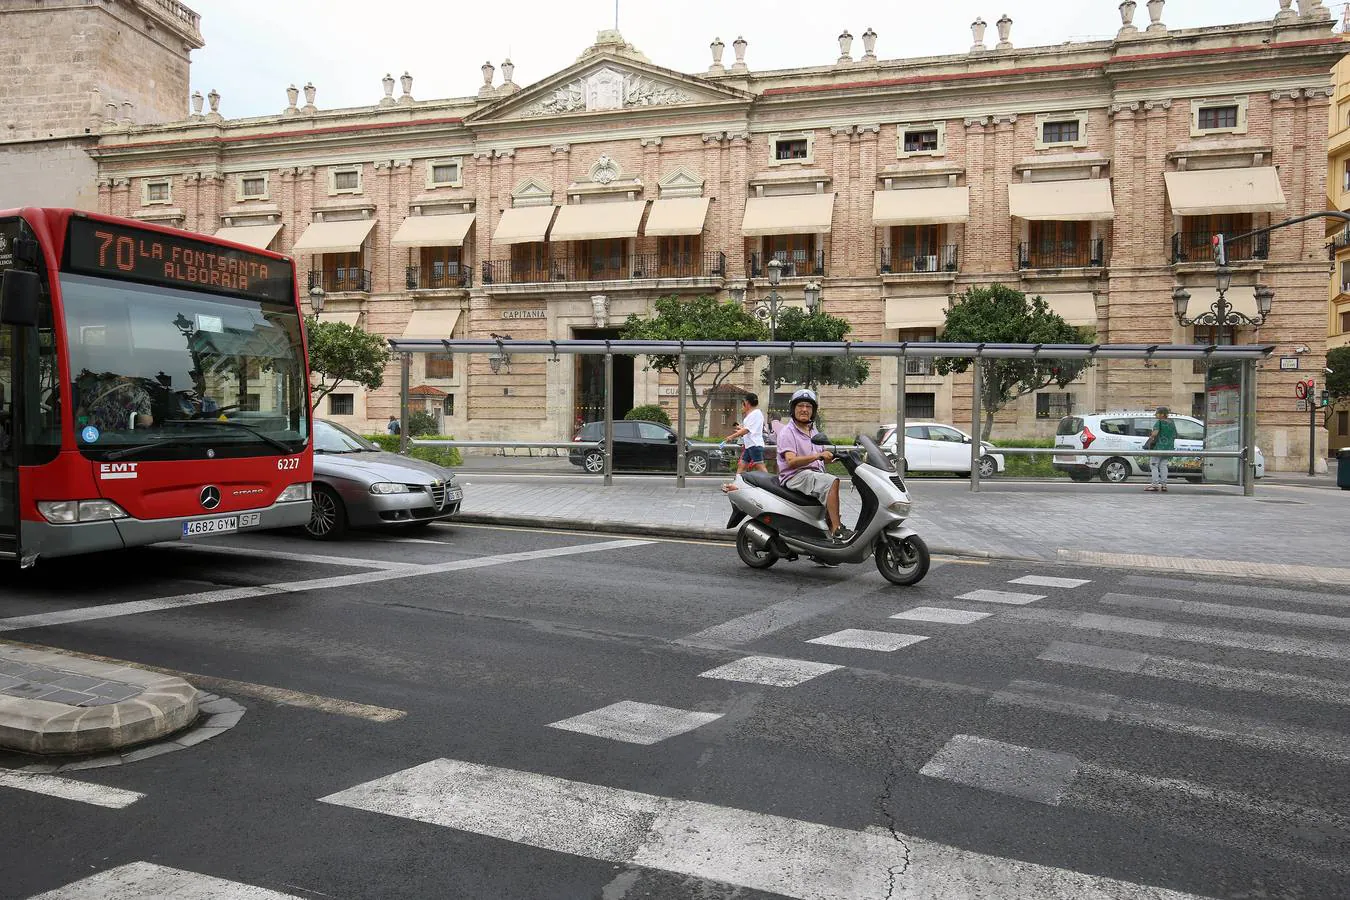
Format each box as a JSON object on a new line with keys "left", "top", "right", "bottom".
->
{"left": 61, "top": 273, "right": 308, "bottom": 461}
{"left": 314, "top": 419, "right": 379, "bottom": 453}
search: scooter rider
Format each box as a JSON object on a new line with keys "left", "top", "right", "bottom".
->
{"left": 775, "top": 389, "right": 850, "bottom": 541}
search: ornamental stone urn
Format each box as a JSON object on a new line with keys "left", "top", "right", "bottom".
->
{"left": 709, "top": 37, "right": 725, "bottom": 73}
{"left": 861, "top": 27, "right": 877, "bottom": 61}
{"left": 1118, "top": 1, "right": 1139, "bottom": 36}
{"left": 838, "top": 29, "right": 853, "bottom": 63}
{"left": 1146, "top": 0, "right": 1166, "bottom": 32}
{"left": 971, "top": 17, "right": 987, "bottom": 51}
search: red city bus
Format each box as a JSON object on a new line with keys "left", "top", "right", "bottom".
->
{"left": 0, "top": 209, "right": 313, "bottom": 566}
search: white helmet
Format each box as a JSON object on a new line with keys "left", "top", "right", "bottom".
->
{"left": 789, "top": 388, "right": 818, "bottom": 420}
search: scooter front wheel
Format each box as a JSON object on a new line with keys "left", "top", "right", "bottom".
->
{"left": 736, "top": 525, "right": 778, "bottom": 569}
{"left": 875, "top": 532, "right": 930, "bottom": 585}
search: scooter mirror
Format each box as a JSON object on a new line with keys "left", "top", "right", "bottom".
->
{"left": 810, "top": 433, "right": 831, "bottom": 446}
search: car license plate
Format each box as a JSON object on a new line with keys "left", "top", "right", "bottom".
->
{"left": 183, "top": 516, "right": 238, "bottom": 536}
{"left": 447, "top": 488, "right": 463, "bottom": 501}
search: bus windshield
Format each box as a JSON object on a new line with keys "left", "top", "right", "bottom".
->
{"left": 60, "top": 272, "right": 308, "bottom": 461}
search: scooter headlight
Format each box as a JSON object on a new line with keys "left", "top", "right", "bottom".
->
{"left": 887, "top": 499, "right": 912, "bottom": 517}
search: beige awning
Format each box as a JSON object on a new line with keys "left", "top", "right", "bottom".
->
{"left": 549, "top": 201, "right": 647, "bottom": 242}
{"left": 872, "top": 187, "right": 970, "bottom": 226}
{"left": 320, "top": 311, "right": 363, "bottom": 327}
{"left": 1008, "top": 179, "right": 1115, "bottom": 221}
{"left": 492, "top": 206, "right": 557, "bottom": 246}
{"left": 885, "top": 296, "right": 949, "bottom": 329}
{"left": 402, "top": 308, "right": 462, "bottom": 339}
{"left": 291, "top": 219, "right": 377, "bottom": 255}
{"left": 1163, "top": 167, "right": 1286, "bottom": 216}
{"left": 1040, "top": 292, "right": 1098, "bottom": 326}
{"left": 741, "top": 193, "right": 836, "bottom": 236}
{"left": 213, "top": 223, "right": 283, "bottom": 250}
{"left": 1183, "top": 286, "right": 1258, "bottom": 321}
{"left": 644, "top": 197, "right": 711, "bottom": 236}
{"left": 390, "top": 214, "right": 476, "bottom": 248}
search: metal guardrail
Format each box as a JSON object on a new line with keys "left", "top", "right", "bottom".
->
{"left": 994, "top": 447, "right": 1244, "bottom": 458}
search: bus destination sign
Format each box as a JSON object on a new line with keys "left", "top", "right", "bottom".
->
{"left": 64, "top": 218, "right": 294, "bottom": 303}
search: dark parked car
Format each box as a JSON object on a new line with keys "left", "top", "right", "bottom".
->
{"left": 568, "top": 420, "right": 724, "bottom": 475}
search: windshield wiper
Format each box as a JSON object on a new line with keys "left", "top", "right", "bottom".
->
{"left": 103, "top": 438, "right": 194, "bottom": 461}
{"left": 162, "top": 418, "right": 299, "bottom": 455}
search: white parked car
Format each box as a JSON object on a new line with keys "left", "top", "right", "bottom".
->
{"left": 877, "top": 422, "right": 1006, "bottom": 478}
{"left": 1053, "top": 413, "right": 1264, "bottom": 483}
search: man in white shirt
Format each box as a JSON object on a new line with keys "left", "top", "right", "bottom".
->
{"left": 722, "top": 393, "right": 767, "bottom": 491}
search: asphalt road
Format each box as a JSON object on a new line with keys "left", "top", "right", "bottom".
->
{"left": 2, "top": 524, "right": 1348, "bottom": 899}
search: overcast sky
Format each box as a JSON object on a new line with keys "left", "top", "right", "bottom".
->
{"left": 187, "top": 0, "right": 1334, "bottom": 120}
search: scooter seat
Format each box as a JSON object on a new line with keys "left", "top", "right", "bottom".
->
{"left": 744, "top": 470, "right": 821, "bottom": 506}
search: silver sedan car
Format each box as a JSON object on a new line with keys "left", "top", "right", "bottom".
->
{"left": 306, "top": 419, "right": 462, "bottom": 540}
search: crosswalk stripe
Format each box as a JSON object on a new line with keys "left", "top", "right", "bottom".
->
{"left": 1101, "top": 592, "right": 1350, "bottom": 633}
{"left": 990, "top": 679, "right": 1350, "bottom": 764}
{"left": 1040, "top": 640, "right": 1350, "bottom": 707}
{"left": 1001, "top": 609, "right": 1350, "bottom": 661}
{"left": 890, "top": 607, "right": 991, "bottom": 625}
{"left": 806, "top": 629, "right": 929, "bottom": 651}
{"left": 29, "top": 862, "right": 303, "bottom": 898}
{"left": 1009, "top": 576, "right": 1092, "bottom": 589}
{"left": 920, "top": 735, "right": 1350, "bottom": 876}
{"left": 318, "top": 757, "right": 1215, "bottom": 899}
{"left": 956, "top": 589, "right": 1045, "bottom": 606}
{"left": 0, "top": 771, "right": 143, "bottom": 809}
{"left": 1121, "top": 575, "right": 1350, "bottom": 611}
{"left": 698, "top": 656, "right": 843, "bottom": 686}
{"left": 547, "top": 701, "right": 722, "bottom": 745}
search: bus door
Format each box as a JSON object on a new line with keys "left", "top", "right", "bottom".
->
{"left": 0, "top": 221, "right": 19, "bottom": 560}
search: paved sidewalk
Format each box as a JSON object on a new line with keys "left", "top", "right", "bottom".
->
{"left": 458, "top": 478, "right": 1350, "bottom": 583}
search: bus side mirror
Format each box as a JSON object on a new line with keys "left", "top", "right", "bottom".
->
{"left": 1, "top": 269, "right": 41, "bottom": 328}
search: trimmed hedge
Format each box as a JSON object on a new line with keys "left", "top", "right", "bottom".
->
{"left": 366, "top": 433, "right": 463, "bottom": 468}
{"left": 624, "top": 404, "right": 671, "bottom": 427}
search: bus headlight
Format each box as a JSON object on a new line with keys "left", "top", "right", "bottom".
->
{"left": 277, "top": 482, "right": 312, "bottom": 503}
{"left": 369, "top": 482, "right": 412, "bottom": 495}
{"left": 37, "top": 500, "right": 129, "bottom": 524}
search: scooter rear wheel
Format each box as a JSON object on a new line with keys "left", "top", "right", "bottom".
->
{"left": 875, "top": 533, "right": 929, "bottom": 585}
{"left": 736, "top": 525, "right": 778, "bottom": 569}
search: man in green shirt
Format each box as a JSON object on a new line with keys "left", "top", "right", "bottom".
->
{"left": 1146, "top": 406, "right": 1177, "bottom": 492}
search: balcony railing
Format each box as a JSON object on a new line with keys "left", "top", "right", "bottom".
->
{"left": 881, "top": 245, "right": 959, "bottom": 274}
{"left": 1017, "top": 239, "right": 1105, "bottom": 270}
{"left": 904, "top": 357, "right": 936, "bottom": 376}
{"left": 1329, "top": 227, "right": 1350, "bottom": 260}
{"left": 406, "top": 265, "right": 472, "bottom": 290}
{"left": 748, "top": 251, "right": 827, "bottom": 278}
{"left": 1171, "top": 231, "right": 1269, "bottom": 264}
{"left": 309, "top": 269, "right": 371, "bottom": 293}
{"left": 481, "top": 252, "right": 726, "bottom": 285}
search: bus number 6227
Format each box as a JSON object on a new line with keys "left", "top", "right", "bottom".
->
{"left": 277, "top": 458, "right": 301, "bottom": 471}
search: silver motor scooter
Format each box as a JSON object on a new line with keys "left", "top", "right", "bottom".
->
{"left": 725, "top": 433, "right": 929, "bottom": 585}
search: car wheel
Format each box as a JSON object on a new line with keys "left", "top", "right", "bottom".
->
{"left": 306, "top": 485, "right": 348, "bottom": 541}
{"left": 582, "top": 449, "right": 605, "bottom": 474}
{"left": 1100, "top": 457, "right": 1131, "bottom": 483}
{"left": 978, "top": 455, "right": 998, "bottom": 479}
{"left": 686, "top": 452, "right": 709, "bottom": 475}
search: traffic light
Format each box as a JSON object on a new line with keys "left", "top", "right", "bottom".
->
{"left": 1323, "top": 390, "right": 1332, "bottom": 408}
{"left": 1211, "top": 233, "right": 1227, "bottom": 266}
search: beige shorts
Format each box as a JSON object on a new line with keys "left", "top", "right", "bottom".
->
{"left": 784, "top": 469, "right": 838, "bottom": 503}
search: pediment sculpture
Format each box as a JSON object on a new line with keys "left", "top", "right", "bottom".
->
{"left": 521, "top": 67, "right": 695, "bottom": 118}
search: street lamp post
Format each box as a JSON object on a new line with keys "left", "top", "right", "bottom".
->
{"left": 308, "top": 286, "right": 325, "bottom": 318}
{"left": 804, "top": 280, "right": 822, "bottom": 314}
{"left": 764, "top": 258, "right": 783, "bottom": 414}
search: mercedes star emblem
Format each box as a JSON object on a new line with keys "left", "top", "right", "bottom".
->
{"left": 199, "top": 485, "right": 221, "bottom": 510}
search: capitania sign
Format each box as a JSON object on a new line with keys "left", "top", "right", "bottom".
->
{"left": 501, "top": 308, "right": 546, "bottom": 319}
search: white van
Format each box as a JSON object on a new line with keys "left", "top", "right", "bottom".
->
{"left": 1053, "top": 412, "right": 1263, "bottom": 483}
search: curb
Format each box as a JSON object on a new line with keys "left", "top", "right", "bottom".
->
{"left": 455, "top": 512, "right": 1046, "bottom": 564}
{"left": 0, "top": 646, "right": 198, "bottom": 756}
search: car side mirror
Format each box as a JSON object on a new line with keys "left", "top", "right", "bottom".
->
{"left": 962, "top": 435, "right": 972, "bottom": 444}
{"left": 667, "top": 434, "right": 677, "bottom": 443}
{"left": 0, "top": 269, "right": 41, "bottom": 328}
{"left": 811, "top": 433, "right": 831, "bottom": 446}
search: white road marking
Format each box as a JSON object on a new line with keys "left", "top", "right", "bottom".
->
{"left": 1101, "top": 592, "right": 1350, "bottom": 633}
{"left": 890, "top": 607, "right": 991, "bottom": 625}
{"left": 162, "top": 542, "right": 417, "bottom": 571}
{"left": 1002, "top": 609, "right": 1350, "bottom": 661}
{"left": 675, "top": 576, "right": 877, "bottom": 649}
{"left": 319, "top": 757, "right": 1215, "bottom": 899}
{"left": 0, "top": 539, "right": 651, "bottom": 633}
{"left": 991, "top": 679, "right": 1350, "bottom": 764}
{"left": 0, "top": 771, "right": 143, "bottom": 809}
{"left": 807, "top": 629, "right": 929, "bottom": 652}
{"left": 1057, "top": 549, "right": 1350, "bottom": 587}
{"left": 1038, "top": 640, "right": 1350, "bottom": 707}
{"left": 547, "top": 701, "right": 723, "bottom": 745}
{"left": 1009, "top": 576, "right": 1092, "bottom": 589}
{"left": 698, "top": 656, "right": 843, "bottom": 687}
{"left": 29, "top": 862, "right": 304, "bottom": 898}
{"left": 956, "top": 589, "right": 1046, "bottom": 606}
{"left": 920, "top": 735, "right": 1350, "bottom": 875}
{"left": 1122, "top": 575, "right": 1350, "bottom": 610}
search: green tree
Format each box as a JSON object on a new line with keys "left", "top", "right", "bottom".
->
{"left": 304, "top": 317, "right": 392, "bottom": 412}
{"left": 406, "top": 410, "right": 439, "bottom": 437}
{"left": 936, "top": 284, "right": 1092, "bottom": 439}
{"left": 764, "top": 307, "right": 871, "bottom": 398}
{"left": 1325, "top": 346, "right": 1350, "bottom": 427}
{"left": 620, "top": 295, "right": 766, "bottom": 436}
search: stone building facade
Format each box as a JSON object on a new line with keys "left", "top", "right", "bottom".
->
{"left": 1327, "top": 45, "right": 1350, "bottom": 453}
{"left": 0, "top": 0, "right": 204, "bottom": 209}
{"left": 71, "top": 1, "right": 1344, "bottom": 470}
